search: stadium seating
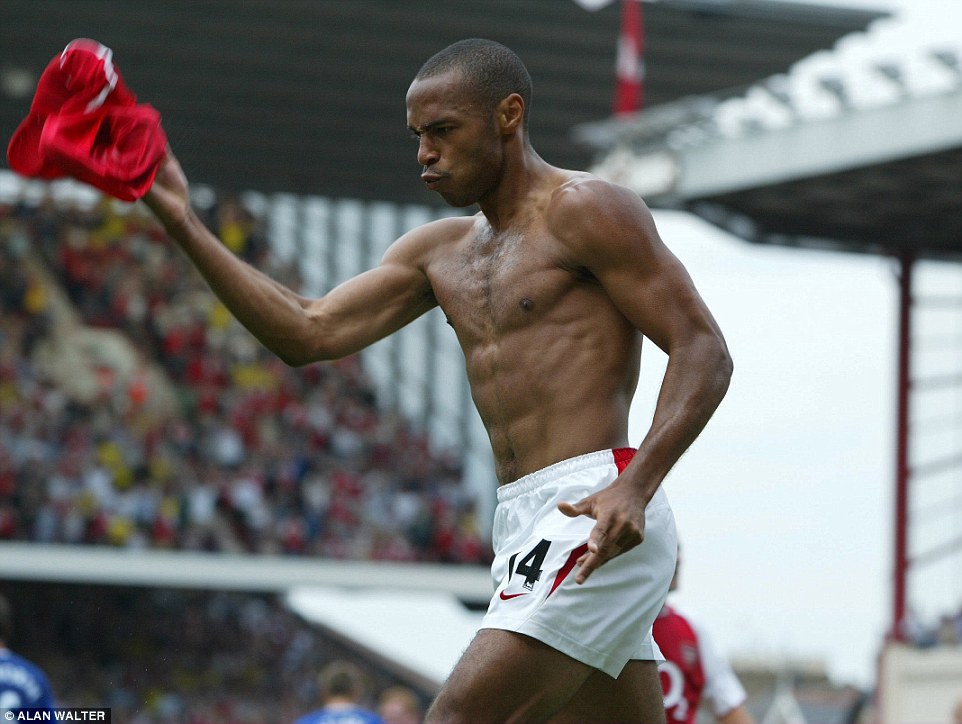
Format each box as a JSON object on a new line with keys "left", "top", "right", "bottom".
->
{"left": 0, "top": 192, "right": 489, "bottom": 566}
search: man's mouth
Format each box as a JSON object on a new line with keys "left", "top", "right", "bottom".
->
{"left": 421, "top": 171, "right": 444, "bottom": 190}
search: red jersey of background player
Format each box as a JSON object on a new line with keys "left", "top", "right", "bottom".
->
{"left": 654, "top": 605, "right": 749, "bottom": 724}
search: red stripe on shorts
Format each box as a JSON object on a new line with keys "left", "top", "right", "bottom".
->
{"left": 547, "top": 543, "right": 589, "bottom": 597}
{"left": 545, "top": 449, "right": 635, "bottom": 598}
{"left": 613, "top": 447, "right": 636, "bottom": 473}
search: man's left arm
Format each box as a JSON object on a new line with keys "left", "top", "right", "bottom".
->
{"left": 554, "top": 178, "right": 733, "bottom": 581}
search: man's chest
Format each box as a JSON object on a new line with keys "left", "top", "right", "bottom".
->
{"left": 428, "top": 229, "right": 582, "bottom": 337}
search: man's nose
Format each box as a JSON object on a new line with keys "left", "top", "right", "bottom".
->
{"left": 417, "top": 138, "right": 439, "bottom": 167}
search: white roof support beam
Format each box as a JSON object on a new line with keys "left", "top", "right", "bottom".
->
{"left": 593, "top": 85, "right": 962, "bottom": 204}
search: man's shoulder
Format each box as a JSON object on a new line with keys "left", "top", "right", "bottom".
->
{"left": 394, "top": 213, "right": 476, "bottom": 251}
{"left": 549, "top": 171, "right": 634, "bottom": 210}
{"left": 655, "top": 605, "right": 702, "bottom": 640}
{"left": 0, "top": 649, "right": 46, "bottom": 675}
{"left": 413, "top": 213, "right": 477, "bottom": 241}
{"left": 546, "top": 171, "right": 651, "bottom": 232}
{"left": 0, "top": 649, "right": 54, "bottom": 705}
{"left": 543, "top": 170, "right": 657, "bottom": 262}
{"left": 383, "top": 213, "right": 476, "bottom": 267}
{"left": 293, "top": 707, "right": 383, "bottom": 724}
{"left": 292, "top": 710, "right": 325, "bottom": 724}
{"left": 664, "top": 603, "right": 707, "bottom": 627}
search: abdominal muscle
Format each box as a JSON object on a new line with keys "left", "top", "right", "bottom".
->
{"left": 464, "top": 313, "right": 642, "bottom": 485}
{"left": 426, "top": 205, "right": 644, "bottom": 486}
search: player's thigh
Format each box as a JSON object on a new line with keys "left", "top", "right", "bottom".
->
{"left": 426, "top": 628, "right": 595, "bottom": 724}
{"left": 548, "top": 660, "right": 666, "bottom": 724}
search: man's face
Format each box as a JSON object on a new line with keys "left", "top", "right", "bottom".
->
{"left": 406, "top": 70, "right": 503, "bottom": 207}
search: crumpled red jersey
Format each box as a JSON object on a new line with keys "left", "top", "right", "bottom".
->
{"left": 7, "top": 38, "right": 167, "bottom": 202}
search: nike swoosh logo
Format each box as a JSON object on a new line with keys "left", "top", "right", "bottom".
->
{"left": 499, "top": 590, "right": 529, "bottom": 600}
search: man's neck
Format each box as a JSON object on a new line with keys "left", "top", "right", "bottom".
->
{"left": 478, "top": 147, "right": 553, "bottom": 231}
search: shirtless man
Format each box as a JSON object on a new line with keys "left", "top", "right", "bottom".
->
{"left": 143, "top": 38, "right": 732, "bottom": 724}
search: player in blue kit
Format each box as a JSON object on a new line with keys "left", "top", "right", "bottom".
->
{"left": 0, "top": 594, "right": 56, "bottom": 715}
{"left": 294, "top": 661, "right": 384, "bottom": 724}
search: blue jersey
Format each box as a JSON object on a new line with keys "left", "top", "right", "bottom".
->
{"left": 0, "top": 649, "right": 55, "bottom": 712}
{"left": 294, "top": 705, "right": 384, "bottom": 724}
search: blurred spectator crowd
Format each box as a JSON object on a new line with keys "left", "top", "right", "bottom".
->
{"left": 5, "top": 580, "right": 427, "bottom": 724}
{"left": 0, "top": 191, "right": 488, "bottom": 565}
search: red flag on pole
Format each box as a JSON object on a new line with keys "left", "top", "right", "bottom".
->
{"left": 614, "top": 0, "right": 645, "bottom": 115}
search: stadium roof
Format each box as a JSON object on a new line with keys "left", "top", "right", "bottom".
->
{"left": 0, "top": 0, "right": 886, "bottom": 204}
{"left": 576, "top": 17, "right": 962, "bottom": 260}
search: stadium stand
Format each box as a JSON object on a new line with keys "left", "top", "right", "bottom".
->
{"left": 0, "top": 579, "right": 432, "bottom": 724}
{"left": 0, "top": 192, "right": 488, "bottom": 566}
{"left": 0, "top": 187, "right": 487, "bottom": 722}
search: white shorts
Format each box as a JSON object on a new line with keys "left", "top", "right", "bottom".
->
{"left": 480, "top": 448, "right": 677, "bottom": 679}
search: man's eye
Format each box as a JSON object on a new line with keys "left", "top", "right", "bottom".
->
{"left": 409, "top": 127, "right": 451, "bottom": 141}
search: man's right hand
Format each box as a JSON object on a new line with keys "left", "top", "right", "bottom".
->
{"left": 143, "top": 149, "right": 191, "bottom": 231}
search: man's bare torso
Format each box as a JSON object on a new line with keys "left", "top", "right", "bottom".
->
{"left": 418, "top": 175, "right": 643, "bottom": 485}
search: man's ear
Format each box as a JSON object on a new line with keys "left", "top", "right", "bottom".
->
{"left": 498, "top": 93, "right": 524, "bottom": 134}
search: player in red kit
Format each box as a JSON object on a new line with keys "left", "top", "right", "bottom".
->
{"left": 653, "top": 549, "right": 756, "bottom": 724}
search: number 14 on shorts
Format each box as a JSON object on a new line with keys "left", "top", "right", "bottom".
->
{"left": 498, "top": 538, "right": 589, "bottom": 600}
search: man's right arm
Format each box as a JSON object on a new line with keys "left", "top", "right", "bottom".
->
{"left": 144, "top": 152, "right": 438, "bottom": 365}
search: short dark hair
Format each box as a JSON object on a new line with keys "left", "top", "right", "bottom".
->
{"left": 0, "top": 594, "right": 12, "bottom": 642}
{"left": 416, "top": 38, "right": 533, "bottom": 126}
{"left": 319, "top": 660, "right": 364, "bottom": 701}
